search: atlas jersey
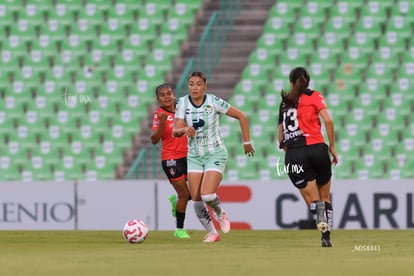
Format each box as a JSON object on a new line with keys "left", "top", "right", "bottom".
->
{"left": 175, "top": 93, "right": 230, "bottom": 157}
{"left": 152, "top": 107, "right": 187, "bottom": 160}
{"left": 278, "top": 89, "right": 327, "bottom": 149}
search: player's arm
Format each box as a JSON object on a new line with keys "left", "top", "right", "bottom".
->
{"left": 319, "top": 108, "right": 338, "bottom": 165}
{"left": 172, "top": 118, "right": 195, "bottom": 138}
{"left": 226, "top": 106, "right": 255, "bottom": 156}
{"left": 150, "top": 113, "right": 167, "bottom": 145}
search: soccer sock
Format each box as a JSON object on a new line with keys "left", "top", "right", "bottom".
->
{"left": 201, "top": 193, "right": 223, "bottom": 217}
{"left": 323, "top": 202, "right": 333, "bottom": 239}
{"left": 176, "top": 211, "right": 185, "bottom": 229}
{"left": 193, "top": 201, "right": 217, "bottom": 234}
{"left": 309, "top": 200, "right": 319, "bottom": 214}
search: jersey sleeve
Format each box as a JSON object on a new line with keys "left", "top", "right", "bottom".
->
{"left": 211, "top": 94, "right": 230, "bottom": 114}
{"left": 175, "top": 97, "right": 185, "bottom": 119}
{"left": 313, "top": 92, "right": 327, "bottom": 113}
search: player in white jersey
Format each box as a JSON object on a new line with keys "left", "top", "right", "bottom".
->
{"left": 173, "top": 72, "right": 255, "bottom": 242}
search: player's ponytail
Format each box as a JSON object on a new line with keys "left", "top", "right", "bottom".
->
{"left": 281, "top": 67, "right": 310, "bottom": 108}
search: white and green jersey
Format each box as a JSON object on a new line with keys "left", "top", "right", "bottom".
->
{"left": 175, "top": 93, "right": 230, "bottom": 156}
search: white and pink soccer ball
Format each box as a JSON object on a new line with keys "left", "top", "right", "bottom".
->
{"left": 123, "top": 219, "right": 149, "bottom": 243}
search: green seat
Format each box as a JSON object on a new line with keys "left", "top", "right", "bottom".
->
{"left": 339, "top": 123, "right": 368, "bottom": 147}
{"left": 0, "top": 157, "right": 21, "bottom": 181}
{"left": 279, "top": 47, "right": 308, "bottom": 67}
{"left": 53, "top": 160, "right": 85, "bottom": 181}
{"left": 111, "top": 110, "right": 141, "bottom": 138}
{"left": 340, "top": 47, "right": 369, "bottom": 73}
{"left": 159, "top": 18, "right": 188, "bottom": 43}
{"left": 355, "top": 154, "right": 385, "bottom": 179}
{"left": 350, "top": 93, "right": 379, "bottom": 120}
{"left": 358, "top": 78, "right": 387, "bottom": 102}
{"left": 365, "top": 62, "right": 394, "bottom": 86}
{"left": 333, "top": 158, "right": 355, "bottom": 179}
{"left": 151, "top": 33, "right": 181, "bottom": 59}
{"left": 130, "top": 18, "right": 157, "bottom": 44}
{"left": 363, "top": 137, "right": 393, "bottom": 162}
{"left": 103, "top": 126, "right": 133, "bottom": 152}
{"left": 145, "top": 50, "right": 174, "bottom": 74}
{"left": 382, "top": 94, "right": 412, "bottom": 116}
{"left": 8, "top": 19, "right": 37, "bottom": 44}
{"left": 247, "top": 47, "right": 277, "bottom": 73}
{"left": 76, "top": 3, "right": 103, "bottom": 29}
{"left": 85, "top": 161, "right": 117, "bottom": 180}
{"left": 317, "top": 32, "right": 346, "bottom": 56}
{"left": 390, "top": 1, "right": 414, "bottom": 21}
{"left": 0, "top": 3, "right": 17, "bottom": 29}
{"left": 70, "top": 124, "right": 102, "bottom": 152}
{"left": 345, "top": 108, "right": 374, "bottom": 132}
{"left": 299, "top": 1, "right": 331, "bottom": 24}
{"left": 360, "top": 1, "right": 388, "bottom": 22}
{"left": 168, "top": 2, "right": 197, "bottom": 27}
{"left": 30, "top": 140, "right": 62, "bottom": 168}
{"left": 329, "top": 1, "right": 359, "bottom": 24}
{"left": 174, "top": 0, "right": 202, "bottom": 12}
{"left": 389, "top": 77, "right": 414, "bottom": 100}
{"left": 294, "top": 16, "right": 322, "bottom": 41}
{"left": 376, "top": 107, "right": 407, "bottom": 131}
{"left": 59, "top": 35, "right": 88, "bottom": 60}
{"left": 228, "top": 95, "right": 254, "bottom": 118}
{"left": 369, "top": 123, "right": 400, "bottom": 147}
{"left": 337, "top": 138, "right": 361, "bottom": 161}
{"left": 386, "top": 15, "right": 412, "bottom": 39}
{"left": 255, "top": 33, "right": 284, "bottom": 55}
{"left": 106, "top": 3, "right": 135, "bottom": 29}
{"left": 261, "top": 15, "right": 291, "bottom": 40}
{"left": 308, "top": 47, "right": 338, "bottom": 70}
{"left": 268, "top": 1, "right": 300, "bottom": 24}
{"left": 376, "top": 32, "right": 406, "bottom": 54}
{"left": 347, "top": 32, "right": 376, "bottom": 55}
{"left": 323, "top": 15, "right": 352, "bottom": 41}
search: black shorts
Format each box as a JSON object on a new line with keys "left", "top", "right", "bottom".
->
{"left": 285, "top": 143, "right": 332, "bottom": 189}
{"left": 161, "top": 157, "right": 187, "bottom": 182}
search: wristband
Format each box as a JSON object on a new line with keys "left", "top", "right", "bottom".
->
{"left": 243, "top": 141, "right": 251, "bottom": 145}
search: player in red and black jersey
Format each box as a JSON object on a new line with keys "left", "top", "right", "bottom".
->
{"left": 278, "top": 67, "right": 338, "bottom": 247}
{"left": 151, "top": 84, "right": 190, "bottom": 239}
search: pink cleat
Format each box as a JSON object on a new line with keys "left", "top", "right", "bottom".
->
{"left": 203, "top": 233, "right": 220, "bottom": 243}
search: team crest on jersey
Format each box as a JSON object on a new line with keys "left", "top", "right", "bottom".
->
{"left": 205, "top": 105, "right": 213, "bottom": 114}
{"left": 169, "top": 168, "right": 176, "bottom": 176}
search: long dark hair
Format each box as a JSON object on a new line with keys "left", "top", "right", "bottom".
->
{"left": 281, "top": 67, "right": 310, "bottom": 108}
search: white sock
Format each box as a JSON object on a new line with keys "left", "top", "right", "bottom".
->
{"left": 193, "top": 201, "right": 217, "bottom": 234}
{"left": 201, "top": 193, "right": 223, "bottom": 217}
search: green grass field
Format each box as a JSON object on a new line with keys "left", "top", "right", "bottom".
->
{"left": 1, "top": 230, "right": 413, "bottom": 276}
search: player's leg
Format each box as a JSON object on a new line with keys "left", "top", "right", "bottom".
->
{"left": 298, "top": 180, "right": 328, "bottom": 233}
{"left": 170, "top": 176, "right": 190, "bottom": 238}
{"left": 200, "top": 152, "right": 230, "bottom": 234}
{"left": 318, "top": 181, "right": 333, "bottom": 247}
{"left": 312, "top": 144, "right": 334, "bottom": 247}
{"left": 286, "top": 147, "right": 327, "bottom": 233}
{"left": 188, "top": 171, "right": 218, "bottom": 241}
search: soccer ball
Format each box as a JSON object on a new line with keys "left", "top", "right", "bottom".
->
{"left": 123, "top": 219, "right": 149, "bottom": 243}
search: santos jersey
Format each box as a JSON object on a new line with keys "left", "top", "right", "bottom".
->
{"left": 152, "top": 106, "right": 187, "bottom": 160}
{"left": 175, "top": 93, "right": 230, "bottom": 157}
{"left": 278, "top": 89, "right": 327, "bottom": 149}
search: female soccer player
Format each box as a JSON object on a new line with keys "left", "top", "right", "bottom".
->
{"left": 151, "top": 83, "right": 191, "bottom": 239}
{"left": 278, "top": 67, "right": 338, "bottom": 247}
{"left": 172, "top": 72, "right": 255, "bottom": 242}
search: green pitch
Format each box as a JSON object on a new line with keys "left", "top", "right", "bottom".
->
{"left": 0, "top": 230, "right": 412, "bottom": 276}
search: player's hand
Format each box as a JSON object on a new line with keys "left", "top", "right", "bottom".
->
{"left": 158, "top": 112, "right": 168, "bottom": 124}
{"left": 185, "top": 126, "right": 196, "bottom": 138}
{"left": 330, "top": 146, "right": 338, "bottom": 165}
{"left": 244, "top": 143, "right": 255, "bottom": 157}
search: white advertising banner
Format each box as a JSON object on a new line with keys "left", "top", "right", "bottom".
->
{"left": 0, "top": 180, "right": 413, "bottom": 230}
{"left": 0, "top": 182, "right": 74, "bottom": 230}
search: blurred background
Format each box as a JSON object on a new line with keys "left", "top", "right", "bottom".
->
{"left": 1, "top": 0, "right": 413, "bottom": 183}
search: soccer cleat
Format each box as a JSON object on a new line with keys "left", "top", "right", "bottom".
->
{"left": 321, "top": 238, "right": 333, "bottom": 247}
{"left": 174, "top": 229, "right": 190, "bottom": 239}
{"left": 168, "top": 194, "right": 177, "bottom": 218}
{"left": 316, "top": 201, "right": 328, "bottom": 233}
{"left": 203, "top": 233, "right": 220, "bottom": 243}
{"left": 218, "top": 211, "right": 231, "bottom": 234}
